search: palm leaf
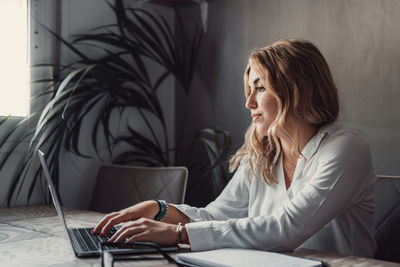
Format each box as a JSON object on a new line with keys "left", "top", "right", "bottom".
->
{"left": 190, "top": 128, "right": 233, "bottom": 196}
{"left": 1, "top": 0, "right": 205, "bottom": 206}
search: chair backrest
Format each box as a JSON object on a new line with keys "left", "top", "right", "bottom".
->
{"left": 89, "top": 164, "right": 188, "bottom": 213}
{"left": 374, "top": 175, "right": 400, "bottom": 262}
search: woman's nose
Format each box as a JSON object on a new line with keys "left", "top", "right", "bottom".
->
{"left": 245, "top": 92, "right": 257, "bottom": 110}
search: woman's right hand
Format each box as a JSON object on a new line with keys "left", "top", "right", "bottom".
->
{"left": 91, "top": 200, "right": 159, "bottom": 236}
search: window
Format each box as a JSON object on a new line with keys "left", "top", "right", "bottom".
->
{"left": 0, "top": 0, "right": 29, "bottom": 117}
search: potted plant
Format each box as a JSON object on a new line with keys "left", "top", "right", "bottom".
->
{"left": 0, "top": 0, "right": 232, "bottom": 207}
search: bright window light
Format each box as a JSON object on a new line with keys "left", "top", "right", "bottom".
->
{"left": 0, "top": 0, "right": 29, "bottom": 117}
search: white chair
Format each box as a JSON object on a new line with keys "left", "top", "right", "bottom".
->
{"left": 374, "top": 175, "right": 400, "bottom": 262}
{"left": 89, "top": 164, "right": 188, "bottom": 213}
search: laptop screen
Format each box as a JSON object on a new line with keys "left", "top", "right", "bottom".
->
{"left": 37, "top": 149, "right": 75, "bottom": 247}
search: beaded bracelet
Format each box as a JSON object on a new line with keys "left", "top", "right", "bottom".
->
{"left": 154, "top": 200, "right": 168, "bottom": 221}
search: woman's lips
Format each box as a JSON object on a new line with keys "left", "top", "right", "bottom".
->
{"left": 251, "top": 113, "right": 261, "bottom": 122}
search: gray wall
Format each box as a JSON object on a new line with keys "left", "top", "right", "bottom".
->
{"left": 187, "top": 0, "right": 400, "bottom": 176}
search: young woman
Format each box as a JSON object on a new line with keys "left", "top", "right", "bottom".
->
{"left": 92, "top": 39, "right": 377, "bottom": 258}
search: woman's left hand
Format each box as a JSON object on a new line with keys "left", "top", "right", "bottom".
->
{"left": 108, "top": 218, "right": 178, "bottom": 246}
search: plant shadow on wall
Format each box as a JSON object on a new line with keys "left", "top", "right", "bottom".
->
{"left": 0, "top": 0, "right": 232, "bottom": 207}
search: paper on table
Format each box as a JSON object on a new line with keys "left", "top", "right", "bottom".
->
{"left": 175, "top": 248, "right": 323, "bottom": 267}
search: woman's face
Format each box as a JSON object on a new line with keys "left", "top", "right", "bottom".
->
{"left": 245, "top": 67, "right": 279, "bottom": 137}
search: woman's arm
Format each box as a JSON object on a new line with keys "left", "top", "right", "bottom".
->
{"left": 172, "top": 163, "right": 251, "bottom": 222}
{"left": 92, "top": 162, "right": 251, "bottom": 245}
{"left": 92, "top": 200, "right": 190, "bottom": 235}
{"left": 162, "top": 204, "right": 191, "bottom": 224}
{"left": 91, "top": 200, "right": 192, "bottom": 244}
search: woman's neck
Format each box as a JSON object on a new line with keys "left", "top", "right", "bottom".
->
{"left": 279, "top": 122, "right": 319, "bottom": 163}
{"left": 279, "top": 121, "right": 318, "bottom": 189}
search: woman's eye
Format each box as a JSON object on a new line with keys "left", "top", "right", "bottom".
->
{"left": 256, "top": 86, "right": 265, "bottom": 92}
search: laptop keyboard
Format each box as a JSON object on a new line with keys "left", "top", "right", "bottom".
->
{"left": 71, "top": 227, "right": 118, "bottom": 252}
{"left": 69, "top": 226, "right": 179, "bottom": 255}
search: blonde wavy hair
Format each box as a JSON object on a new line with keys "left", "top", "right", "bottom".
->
{"left": 229, "top": 39, "right": 339, "bottom": 184}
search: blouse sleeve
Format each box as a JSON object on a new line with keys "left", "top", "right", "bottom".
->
{"left": 171, "top": 162, "right": 250, "bottom": 222}
{"left": 185, "top": 132, "right": 375, "bottom": 251}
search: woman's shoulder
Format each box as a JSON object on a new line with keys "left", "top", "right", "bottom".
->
{"left": 234, "top": 154, "right": 258, "bottom": 184}
{"left": 318, "top": 123, "right": 371, "bottom": 159}
{"left": 236, "top": 154, "right": 252, "bottom": 175}
{"left": 313, "top": 123, "right": 376, "bottom": 186}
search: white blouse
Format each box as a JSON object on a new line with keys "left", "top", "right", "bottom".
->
{"left": 173, "top": 123, "right": 377, "bottom": 258}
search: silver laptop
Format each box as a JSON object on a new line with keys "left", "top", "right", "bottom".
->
{"left": 37, "top": 149, "right": 179, "bottom": 257}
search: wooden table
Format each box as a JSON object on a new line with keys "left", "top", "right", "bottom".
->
{"left": 0, "top": 205, "right": 398, "bottom": 267}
